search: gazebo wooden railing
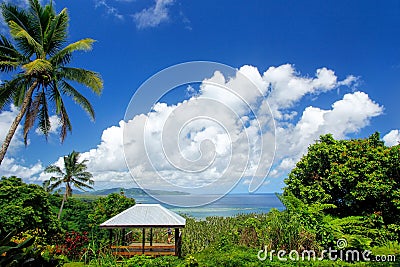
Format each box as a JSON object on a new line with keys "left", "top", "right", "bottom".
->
{"left": 111, "top": 243, "right": 175, "bottom": 257}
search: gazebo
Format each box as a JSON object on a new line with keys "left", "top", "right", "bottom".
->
{"left": 99, "top": 204, "right": 186, "bottom": 257}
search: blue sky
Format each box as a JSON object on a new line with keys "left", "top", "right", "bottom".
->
{"left": 0, "top": 0, "right": 399, "bottom": 195}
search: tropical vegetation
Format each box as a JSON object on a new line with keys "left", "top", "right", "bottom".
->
{"left": 285, "top": 132, "right": 400, "bottom": 224}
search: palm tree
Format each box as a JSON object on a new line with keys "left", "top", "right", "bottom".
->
{"left": 0, "top": 0, "right": 103, "bottom": 165}
{"left": 44, "top": 150, "right": 94, "bottom": 219}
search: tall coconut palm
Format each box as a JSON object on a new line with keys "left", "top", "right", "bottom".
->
{"left": 44, "top": 151, "right": 94, "bottom": 219}
{"left": 0, "top": 0, "right": 103, "bottom": 164}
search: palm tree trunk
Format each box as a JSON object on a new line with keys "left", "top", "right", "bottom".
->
{"left": 58, "top": 192, "right": 67, "bottom": 219}
{"left": 0, "top": 80, "right": 38, "bottom": 165}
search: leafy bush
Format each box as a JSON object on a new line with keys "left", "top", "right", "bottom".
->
{"left": 0, "top": 176, "right": 61, "bottom": 241}
{"left": 284, "top": 133, "right": 400, "bottom": 224}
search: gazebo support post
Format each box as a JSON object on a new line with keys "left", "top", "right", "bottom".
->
{"left": 174, "top": 228, "right": 179, "bottom": 256}
{"left": 142, "top": 228, "right": 145, "bottom": 254}
{"left": 122, "top": 228, "right": 126, "bottom": 245}
{"left": 108, "top": 229, "right": 112, "bottom": 247}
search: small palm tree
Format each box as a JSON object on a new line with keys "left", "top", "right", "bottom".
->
{"left": 44, "top": 151, "right": 94, "bottom": 219}
{"left": 0, "top": 0, "right": 103, "bottom": 165}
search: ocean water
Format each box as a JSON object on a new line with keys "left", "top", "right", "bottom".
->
{"left": 132, "top": 194, "right": 285, "bottom": 219}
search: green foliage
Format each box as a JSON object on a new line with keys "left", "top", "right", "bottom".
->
{"left": 275, "top": 193, "right": 336, "bottom": 250}
{"left": 88, "top": 193, "right": 136, "bottom": 226}
{"left": 88, "top": 193, "right": 136, "bottom": 245}
{"left": 285, "top": 133, "right": 400, "bottom": 225}
{"left": 193, "top": 246, "right": 261, "bottom": 267}
{"left": 184, "top": 255, "right": 198, "bottom": 267}
{"left": 192, "top": 244, "right": 398, "bottom": 266}
{"left": 182, "top": 216, "right": 240, "bottom": 254}
{"left": 0, "top": 176, "right": 61, "bottom": 240}
{"left": 143, "top": 255, "right": 183, "bottom": 267}
{"left": 182, "top": 204, "right": 322, "bottom": 256}
{"left": 125, "top": 255, "right": 154, "bottom": 266}
{"left": 371, "top": 240, "right": 400, "bottom": 257}
{"left": 83, "top": 244, "right": 118, "bottom": 267}
{"left": 88, "top": 193, "right": 135, "bottom": 228}
{"left": 49, "top": 195, "right": 94, "bottom": 232}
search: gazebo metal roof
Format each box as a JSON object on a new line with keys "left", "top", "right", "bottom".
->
{"left": 99, "top": 204, "right": 186, "bottom": 228}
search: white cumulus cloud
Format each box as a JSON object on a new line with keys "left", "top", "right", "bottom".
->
{"left": 0, "top": 105, "right": 24, "bottom": 154}
{"left": 383, "top": 130, "right": 400, "bottom": 146}
{"left": 0, "top": 157, "right": 43, "bottom": 180}
{"left": 3, "top": 64, "right": 388, "bottom": 194}
{"left": 273, "top": 91, "right": 383, "bottom": 174}
{"left": 45, "top": 64, "right": 380, "bottom": 193}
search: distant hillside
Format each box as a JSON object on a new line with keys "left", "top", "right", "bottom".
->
{"left": 59, "top": 187, "right": 189, "bottom": 197}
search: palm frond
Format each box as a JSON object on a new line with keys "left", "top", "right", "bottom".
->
{"left": 74, "top": 171, "right": 93, "bottom": 182}
{"left": 8, "top": 20, "right": 44, "bottom": 57}
{"left": 0, "top": 35, "right": 25, "bottom": 72}
{"left": 60, "top": 81, "right": 95, "bottom": 120}
{"left": 28, "top": 0, "right": 45, "bottom": 45}
{"left": 37, "top": 90, "right": 50, "bottom": 138}
{"left": 61, "top": 67, "right": 103, "bottom": 94}
{"left": 71, "top": 179, "right": 94, "bottom": 190}
{"left": 0, "top": 61, "right": 20, "bottom": 72}
{"left": 50, "top": 38, "right": 95, "bottom": 66}
{"left": 0, "top": 34, "right": 17, "bottom": 53}
{"left": 1, "top": 3, "right": 30, "bottom": 31}
{"left": 22, "top": 58, "right": 52, "bottom": 76}
{"left": 44, "top": 8, "right": 68, "bottom": 56}
{"left": 13, "top": 78, "right": 35, "bottom": 107}
{"left": 71, "top": 162, "right": 89, "bottom": 175}
{"left": 42, "top": 179, "right": 50, "bottom": 190}
{"left": 44, "top": 164, "right": 64, "bottom": 175}
{"left": 48, "top": 179, "right": 63, "bottom": 192}
{"left": 60, "top": 100, "right": 71, "bottom": 142}
{"left": 49, "top": 83, "right": 72, "bottom": 141}
{"left": 1, "top": 2, "right": 37, "bottom": 56}
{"left": 49, "top": 176, "right": 61, "bottom": 182}
{"left": 23, "top": 90, "right": 42, "bottom": 145}
{"left": 0, "top": 82, "right": 14, "bottom": 109}
{"left": 0, "top": 75, "right": 27, "bottom": 109}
